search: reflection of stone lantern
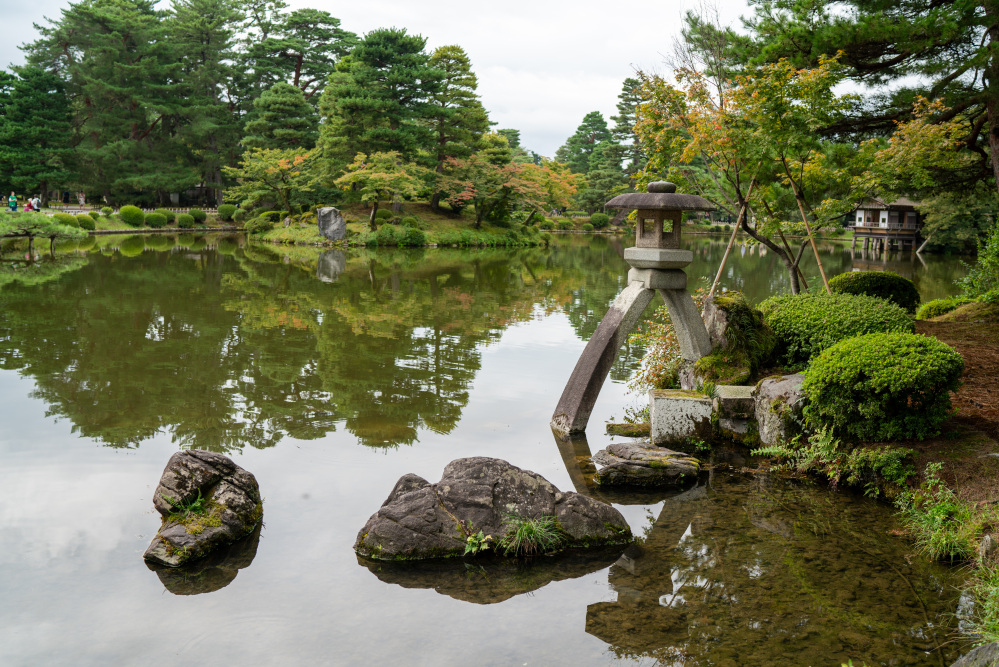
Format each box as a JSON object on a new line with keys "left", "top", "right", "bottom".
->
{"left": 552, "top": 182, "right": 716, "bottom": 435}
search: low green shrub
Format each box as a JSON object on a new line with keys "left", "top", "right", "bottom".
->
{"left": 88, "top": 210, "right": 100, "bottom": 220}
{"left": 118, "top": 205, "right": 145, "bottom": 227}
{"left": 100, "top": 207, "right": 113, "bottom": 217}
{"left": 145, "top": 212, "right": 167, "bottom": 228}
{"left": 177, "top": 213, "right": 195, "bottom": 228}
{"left": 828, "top": 270, "right": 921, "bottom": 313}
{"left": 916, "top": 297, "right": 976, "bottom": 320}
{"left": 188, "top": 209, "right": 207, "bottom": 224}
{"left": 375, "top": 208, "right": 393, "bottom": 220}
{"left": 582, "top": 222, "right": 594, "bottom": 231}
{"left": 802, "top": 332, "right": 964, "bottom": 441}
{"left": 245, "top": 216, "right": 274, "bottom": 234}
{"left": 590, "top": 212, "right": 610, "bottom": 229}
{"left": 711, "top": 225, "right": 721, "bottom": 232}
{"left": 759, "top": 292, "right": 915, "bottom": 365}
{"left": 556, "top": 219, "right": 574, "bottom": 230}
{"left": 959, "top": 218, "right": 999, "bottom": 299}
{"left": 76, "top": 214, "right": 95, "bottom": 231}
{"left": 539, "top": 219, "right": 555, "bottom": 230}
{"left": 375, "top": 224, "right": 397, "bottom": 246}
{"left": 397, "top": 226, "right": 426, "bottom": 247}
{"left": 154, "top": 208, "right": 176, "bottom": 224}
{"left": 400, "top": 216, "right": 419, "bottom": 227}
{"left": 217, "top": 204, "right": 237, "bottom": 221}
{"left": 233, "top": 208, "right": 248, "bottom": 223}
{"left": 52, "top": 212, "right": 79, "bottom": 227}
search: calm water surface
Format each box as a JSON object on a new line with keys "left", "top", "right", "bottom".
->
{"left": 0, "top": 233, "right": 971, "bottom": 665}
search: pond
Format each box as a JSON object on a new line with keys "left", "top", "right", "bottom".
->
{"left": 0, "top": 233, "right": 972, "bottom": 665}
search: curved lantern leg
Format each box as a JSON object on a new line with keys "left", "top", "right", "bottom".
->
{"left": 656, "top": 288, "right": 713, "bottom": 361}
{"left": 551, "top": 281, "right": 654, "bottom": 434}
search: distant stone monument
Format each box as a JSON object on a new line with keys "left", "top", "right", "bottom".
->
{"left": 317, "top": 206, "right": 347, "bottom": 241}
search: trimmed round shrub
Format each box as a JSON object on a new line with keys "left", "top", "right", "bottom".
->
{"left": 53, "top": 212, "right": 79, "bottom": 227}
{"left": 145, "top": 212, "right": 168, "bottom": 228}
{"left": 88, "top": 210, "right": 100, "bottom": 220}
{"left": 233, "top": 208, "right": 248, "bottom": 224}
{"left": 217, "top": 204, "right": 237, "bottom": 222}
{"left": 828, "top": 270, "right": 921, "bottom": 313}
{"left": 101, "top": 207, "right": 113, "bottom": 217}
{"left": 400, "top": 216, "right": 419, "bottom": 227}
{"left": 581, "top": 222, "right": 594, "bottom": 231}
{"left": 375, "top": 208, "right": 394, "bottom": 220}
{"left": 76, "top": 214, "right": 96, "bottom": 231}
{"left": 556, "top": 219, "right": 574, "bottom": 230}
{"left": 803, "top": 333, "right": 964, "bottom": 441}
{"left": 759, "top": 292, "right": 915, "bottom": 366}
{"left": 177, "top": 213, "right": 195, "bottom": 229}
{"left": 154, "top": 208, "right": 176, "bottom": 224}
{"left": 590, "top": 212, "right": 610, "bottom": 229}
{"left": 539, "top": 219, "right": 555, "bottom": 230}
{"left": 119, "top": 206, "right": 145, "bottom": 227}
{"left": 916, "top": 297, "right": 976, "bottom": 320}
{"left": 188, "top": 208, "right": 207, "bottom": 224}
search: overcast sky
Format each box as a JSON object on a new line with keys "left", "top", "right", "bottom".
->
{"left": 1, "top": 0, "right": 751, "bottom": 157}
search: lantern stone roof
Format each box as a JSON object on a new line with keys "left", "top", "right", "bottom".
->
{"left": 605, "top": 181, "right": 715, "bottom": 212}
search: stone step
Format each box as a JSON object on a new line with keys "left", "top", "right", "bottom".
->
{"left": 714, "top": 384, "right": 755, "bottom": 419}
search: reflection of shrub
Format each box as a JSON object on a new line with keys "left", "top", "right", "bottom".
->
{"left": 118, "top": 235, "right": 146, "bottom": 257}
{"left": 803, "top": 333, "right": 964, "bottom": 441}
{"left": 916, "top": 297, "right": 976, "bottom": 320}
{"left": 828, "top": 270, "right": 921, "bottom": 313}
{"left": 145, "top": 212, "right": 167, "bottom": 228}
{"left": 217, "top": 237, "right": 238, "bottom": 255}
{"left": 759, "top": 292, "right": 914, "bottom": 366}
{"left": 175, "top": 234, "right": 194, "bottom": 248}
{"left": 119, "top": 205, "right": 144, "bottom": 227}
{"left": 154, "top": 208, "right": 176, "bottom": 224}
{"left": 590, "top": 212, "right": 609, "bottom": 229}
{"left": 76, "top": 214, "right": 95, "bottom": 231}
{"left": 233, "top": 208, "right": 247, "bottom": 224}
{"left": 145, "top": 235, "right": 171, "bottom": 251}
{"left": 188, "top": 209, "right": 207, "bottom": 224}
{"left": 217, "top": 204, "right": 237, "bottom": 221}
{"left": 53, "top": 212, "right": 78, "bottom": 227}
{"left": 177, "top": 214, "right": 195, "bottom": 229}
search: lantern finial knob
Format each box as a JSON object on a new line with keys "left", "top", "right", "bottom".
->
{"left": 647, "top": 181, "right": 676, "bottom": 194}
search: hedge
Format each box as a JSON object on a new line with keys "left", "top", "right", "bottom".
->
{"left": 590, "top": 212, "right": 610, "bottom": 229}
{"left": 52, "top": 212, "right": 79, "bottom": 227}
{"left": 803, "top": 333, "right": 964, "bottom": 441}
{"left": 233, "top": 208, "right": 248, "bottom": 223}
{"left": 828, "top": 270, "right": 921, "bottom": 313}
{"left": 154, "top": 208, "right": 176, "bottom": 224}
{"left": 759, "top": 292, "right": 915, "bottom": 366}
{"left": 76, "top": 214, "right": 96, "bottom": 231}
{"left": 145, "top": 212, "right": 167, "bottom": 228}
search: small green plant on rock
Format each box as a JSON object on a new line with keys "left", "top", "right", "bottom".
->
{"left": 499, "top": 514, "right": 565, "bottom": 556}
{"left": 464, "top": 530, "right": 493, "bottom": 556}
{"left": 161, "top": 489, "right": 208, "bottom": 521}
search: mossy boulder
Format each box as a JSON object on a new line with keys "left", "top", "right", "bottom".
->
{"left": 592, "top": 442, "right": 700, "bottom": 487}
{"left": 696, "top": 292, "right": 775, "bottom": 385}
{"left": 143, "top": 450, "right": 263, "bottom": 568}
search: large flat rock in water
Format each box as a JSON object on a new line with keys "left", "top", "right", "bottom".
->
{"left": 592, "top": 442, "right": 700, "bottom": 487}
{"left": 354, "top": 457, "right": 632, "bottom": 561}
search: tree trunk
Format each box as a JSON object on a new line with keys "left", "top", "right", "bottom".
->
{"left": 369, "top": 202, "right": 379, "bottom": 231}
{"left": 40, "top": 180, "right": 49, "bottom": 208}
{"left": 986, "top": 2, "right": 999, "bottom": 195}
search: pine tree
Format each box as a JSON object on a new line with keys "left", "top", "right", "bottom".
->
{"left": 556, "top": 112, "right": 613, "bottom": 174}
{"left": 243, "top": 82, "right": 318, "bottom": 149}
{"left": 318, "top": 28, "right": 443, "bottom": 172}
{"left": 609, "top": 77, "right": 645, "bottom": 175}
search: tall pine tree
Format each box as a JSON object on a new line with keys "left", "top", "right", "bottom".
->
{"left": 243, "top": 82, "right": 318, "bottom": 149}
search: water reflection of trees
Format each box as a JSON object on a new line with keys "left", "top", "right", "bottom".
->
{"left": 585, "top": 469, "right": 965, "bottom": 666}
{"left": 0, "top": 236, "right": 633, "bottom": 450}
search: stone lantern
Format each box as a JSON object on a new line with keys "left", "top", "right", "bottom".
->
{"left": 551, "top": 182, "right": 716, "bottom": 435}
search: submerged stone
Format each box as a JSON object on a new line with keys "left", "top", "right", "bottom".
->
{"left": 354, "top": 457, "right": 632, "bottom": 561}
{"left": 143, "top": 450, "right": 263, "bottom": 568}
{"left": 592, "top": 442, "right": 700, "bottom": 487}
{"left": 951, "top": 643, "right": 999, "bottom": 667}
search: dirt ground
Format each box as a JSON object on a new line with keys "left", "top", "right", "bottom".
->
{"left": 912, "top": 307, "right": 999, "bottom": 504}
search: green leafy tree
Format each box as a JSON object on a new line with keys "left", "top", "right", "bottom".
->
{"left": 318, "top": 28, "right": 443, "bottom": 171}
{"left": 555, "top": 111, "right": 614, "bottom": 174}
{"left": 0, "top": 67, "right": 73, "bottom": 207}
{"left": 333, "top": 151, "right": 429, "bottom": 229}
{"left": 223, "top": 148, "right": 313, "bottom": 212}
{"left": 0, "top": 212, "right": 87, "bottom": 255}
{"left": 426, "top": 45, "right": 490, "bottom": 209}
{"left": 243, "top": 82, "right": 318, "bottom": 149}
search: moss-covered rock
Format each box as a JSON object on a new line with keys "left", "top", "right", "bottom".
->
{"left": 697, "top": 292, "right": 775, "bottom": 385}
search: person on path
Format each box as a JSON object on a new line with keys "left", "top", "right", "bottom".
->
{"left": 8, "top": 192, "right": 16, "bottom": 212}
{"left": 32, "top": 195, "right": 41, "bottom": 211}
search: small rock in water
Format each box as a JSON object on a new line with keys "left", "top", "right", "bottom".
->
{"left": 355, "top": 457, "right": 632, "bottom": 561}
{"left": 592, "top": 442, "right": 700, "bottom": 487}
{"left": 143, "top": 450, "right": 262, "bottom": 568}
